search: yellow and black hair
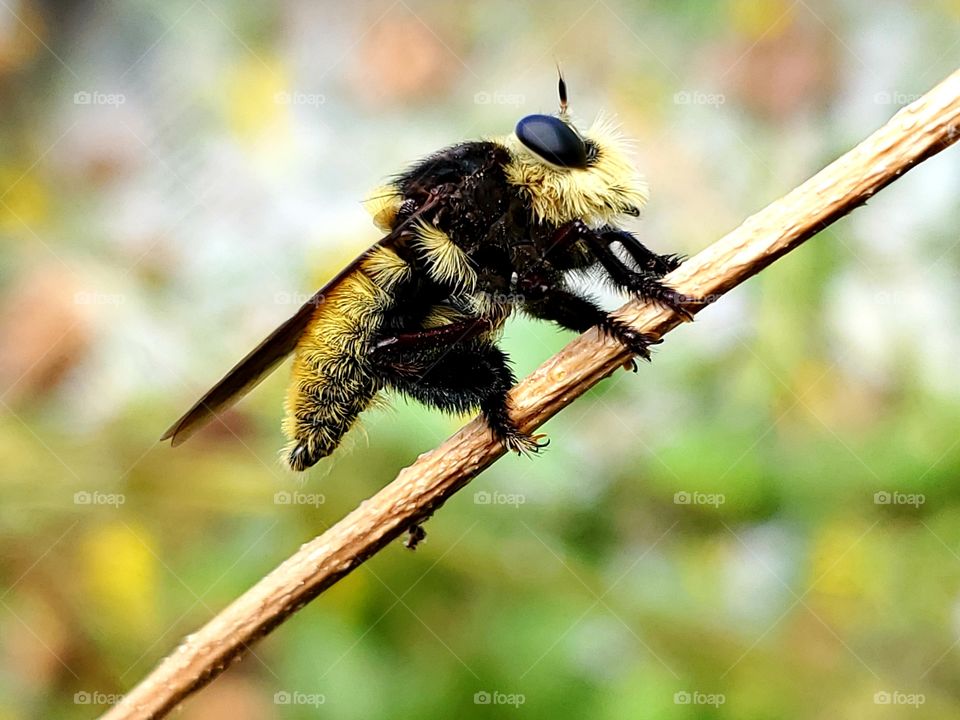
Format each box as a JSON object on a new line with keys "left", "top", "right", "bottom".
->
{"left": 162, "top": 74, "right": 688, "bottom": 470}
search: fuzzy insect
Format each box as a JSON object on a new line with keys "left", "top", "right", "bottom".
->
{"left": 162, "top": 75, "right": 690, "bottom": 471}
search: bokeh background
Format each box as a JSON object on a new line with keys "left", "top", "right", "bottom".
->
{"left": 2, "top": 0, "right": 960, "bottom": 717}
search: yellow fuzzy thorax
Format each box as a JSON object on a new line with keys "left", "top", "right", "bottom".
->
{"left": 502, "top": 113, "right": 649, "bottom": 226}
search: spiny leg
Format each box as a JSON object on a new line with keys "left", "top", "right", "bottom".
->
{"left": 370, "top": 329, "right": 546, "bottom": 455}
{"left": 598, "top": 227, "right": 684, "bottom": 278}
{"left": 547, "top": 220, "right": 681, "bottom": 276}
{"left": 373, "top": 317, "right": 492, "bottom": 354}
{"left": 547, "top": 221, "right": 691, "bottom": 318}
{"left": 519, "top": 283, "right": 661, "bottom": 361}
{"left": 591, "top": 239, "right": 692, "bottom": 319}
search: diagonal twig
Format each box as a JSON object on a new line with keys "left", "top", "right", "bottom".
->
{"left": 101, "top": 67, "right": 960, "bottom": 720}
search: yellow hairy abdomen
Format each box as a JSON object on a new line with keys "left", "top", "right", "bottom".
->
{"left": 281, "top": 256, "right": 397, "bottom": 466}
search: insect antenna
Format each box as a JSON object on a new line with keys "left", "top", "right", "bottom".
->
{"left": 557, "top": 63, "right": 569, "bottom": 119}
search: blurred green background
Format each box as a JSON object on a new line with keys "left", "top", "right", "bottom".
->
{"left": 2, "top": 0, "right": 960, "bottom": 717}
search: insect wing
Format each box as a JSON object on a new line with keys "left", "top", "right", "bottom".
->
{"left": 161, "top": 250, "right": 373, "bottom": 446}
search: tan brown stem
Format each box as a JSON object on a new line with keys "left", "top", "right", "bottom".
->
{"left": 102, "top": 68, "right": 960, "bottom": 720}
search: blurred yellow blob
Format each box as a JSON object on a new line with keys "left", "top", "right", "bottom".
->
{"left": 0, "top": 166, "right": 48, "bottom": 231}
{"left": 224, "top": 57, "right": 291, "bottom": 142}
{"left": 809, "top": 521, "right": 871, "bottom": 601}
{"left": 730, "top": 0, "right": 794, "bottom": 39}
{"left": 81, "top": 521, "right": 158, "bottom": 638}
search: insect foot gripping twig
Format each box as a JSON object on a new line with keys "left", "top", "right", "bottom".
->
{"left": 404, "top": 523, "right": 427, "bottom": 550}
{"left": 102, "top": 67, "right": 960, "bottom": 720}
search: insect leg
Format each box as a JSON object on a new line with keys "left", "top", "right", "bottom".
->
{"left": 371, "top": 333, "right": 546, "bottom": 455}
{"left": 545, "top": 221, "right": 691, "bottom": 318}
{"left": 373, "top": 317, "right": 492, "bottom": 355}
{"left": 548, "top": 220, "right": 683, "bottom": 277}
{"left": 519, "top": 283, "right": 661, "bottom": 361}
{"left": 598, "top": 227, "right": 684, "bottom": 278}
{"left": 590, "top": 240, "right": 692, "bottom": 319}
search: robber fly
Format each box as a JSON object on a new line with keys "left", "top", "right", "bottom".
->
{"left": 162, "top": 74, "right": 688, "bottom": 470}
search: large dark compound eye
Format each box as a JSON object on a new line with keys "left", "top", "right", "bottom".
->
{"left": 515, "top": 114, "right": 588, "bottom": 169}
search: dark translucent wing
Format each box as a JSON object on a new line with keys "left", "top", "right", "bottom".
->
{"left": 160, "top": 249, "right": 374, "bottom": 447}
